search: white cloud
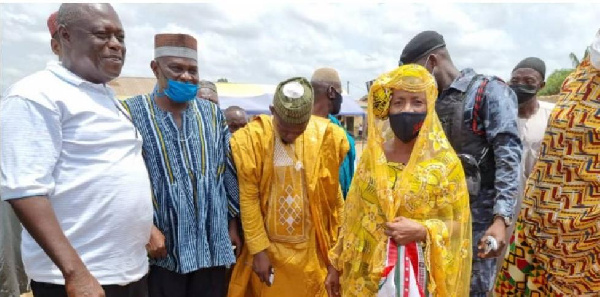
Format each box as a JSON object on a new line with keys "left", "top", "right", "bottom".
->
{"left": 1, "top": 3, "right": 598, "bottom": 96}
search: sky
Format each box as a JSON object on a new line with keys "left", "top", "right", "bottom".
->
{"left": 1, "top": 2, "right": 598, "bottom": 97}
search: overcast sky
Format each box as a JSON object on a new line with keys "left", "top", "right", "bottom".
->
{"left": 1, "top": 2, "right": 598, "bottom": 97}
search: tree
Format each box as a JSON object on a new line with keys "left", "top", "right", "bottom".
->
{"left": 568, "top": 48, "right": 590, "bottom": 68}
{"left": 217, "top": 78, "right": 229, "bottom": 83}
{"left": 539, "top": 48, "right": 590, "bottom": 96}
{"left": 538, "top": 69, "right": 573, "bottom": 96}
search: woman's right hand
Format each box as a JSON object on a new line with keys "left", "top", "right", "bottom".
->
{"left": 325, "top": 265, "right": 341, "bottom": 297}
{"left": 384, "top": 216, "right": 427, "bottom": 245}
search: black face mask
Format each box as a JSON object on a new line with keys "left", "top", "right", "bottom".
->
{"left": 388, "top": 112, "right": 427, "bottom": 143}
{"left": 330, "top": 88, "right": 343, "bottom": 115}
{"left": 510, "top": 84, "right": 538, "bottom": 105}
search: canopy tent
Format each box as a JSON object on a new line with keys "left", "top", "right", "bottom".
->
{"left": 110, "top": 78, "right": 365, "bottom": 116}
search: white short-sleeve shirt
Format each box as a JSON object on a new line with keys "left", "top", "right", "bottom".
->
{"left": 517, "top": 100, "right": 555, "bottom": 186}
{"left": 0, "top": 62, "right": 153, "bottom": 285}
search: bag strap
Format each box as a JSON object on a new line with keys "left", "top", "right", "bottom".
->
{"left": 471, "top": 77, "right": 490, "bottom": 136}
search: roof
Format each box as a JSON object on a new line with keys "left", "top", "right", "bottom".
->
{"left": 108, "top": 77, "right": 156, "bottom": 98}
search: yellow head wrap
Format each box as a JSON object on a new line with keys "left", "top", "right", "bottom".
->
{"left": 370, "top": 65, "right": 438, "bottom": 120}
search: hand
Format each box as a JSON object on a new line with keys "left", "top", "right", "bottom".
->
{"left": 65, "top": 269, "right": 105, "bottom": 297}
{"left": 324, "top": 265, "right": 341, "bottom": 297}
{"left": 229, "top": 219, "right": 243, "bottom": 258}
{"left": 146, "top": 225, "right": 167, "bottom": 259}
{"left": 477, "top": 217, "right": 507, "bottom": 258}
{"left": 384, "top": 216, "right": 427, "bottom": 246}
{"left": 252, "top": 250, "right": 273, "bottom": 286}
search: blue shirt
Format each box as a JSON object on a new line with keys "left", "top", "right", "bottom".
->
{"left": 328, "top": 115, "right": 356, "bottom": 199}
{"left": 123, "top": 94, "right": 240, "bottom": 273}
{"left": 443, "top": 69, "right": 522, "bottom": 225}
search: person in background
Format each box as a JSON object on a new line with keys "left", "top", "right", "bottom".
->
{"left": 224, "top": 105, "right": 248, "bottom": 134}
{"left": 497, "top": 57, "right": 555, "bottom": 261}
{"left": 310, "top": 67, "right": 356, "bottom": 199}
{"left": 198, "top": 80, "right": 219, "bottom": 105}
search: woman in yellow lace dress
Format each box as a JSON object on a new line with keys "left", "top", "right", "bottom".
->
{"left": 326, "top": 64, "right": 472, "bottom": 297}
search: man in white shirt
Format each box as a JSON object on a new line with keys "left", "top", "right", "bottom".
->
{"left": 508, "top": 57, "right": 555, "bottom": 208}
{"left": 0, "top": 4, "right": 152, "bottom": 297}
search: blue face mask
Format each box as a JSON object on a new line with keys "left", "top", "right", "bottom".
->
{"left": 158, "top": 79, "right": 198, "bottom": 103}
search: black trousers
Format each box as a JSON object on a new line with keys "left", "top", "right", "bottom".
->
{"left": 148, "top": 265, "right": 226, "bottom": 297}
{"left": 31, "top": 274, "right": 148, "bottom": 297}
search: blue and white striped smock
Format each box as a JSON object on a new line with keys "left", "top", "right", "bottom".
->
{"left": 122, "top": 94, "right": 240, "bottom": 274}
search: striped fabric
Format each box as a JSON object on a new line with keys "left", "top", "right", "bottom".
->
{"left": 122, "top": 94, "right": 240, "bottom": 274}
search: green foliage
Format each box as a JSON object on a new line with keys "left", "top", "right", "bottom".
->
{"left": 538, "top": 69, "right": 574, "bottom": 96}
{"left": 217, "top": 78, "right": 229, "bottom": 83}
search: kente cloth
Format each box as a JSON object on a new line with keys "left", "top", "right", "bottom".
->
{"left": 494, "top": 58, "right": 600, "bottom": 296}
{"left": 328, "top": 114, "right": 356, "bottom": 199}
{"left": 227, "top": 115, "right": 349, "bottom": 297}
{"left": 329, "top": 64, "right": 472, "bottom": 297}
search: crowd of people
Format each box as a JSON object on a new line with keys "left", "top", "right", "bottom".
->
{"left": 1, "top": 3, "right": 599, "bottom": 297}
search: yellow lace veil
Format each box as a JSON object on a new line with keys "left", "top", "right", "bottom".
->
{"left": 333, "top": 64, "right": 472, "bottom": 296}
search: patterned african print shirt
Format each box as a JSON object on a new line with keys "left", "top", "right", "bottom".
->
{"left": 122, "top": 94, "right": 240, "bottom": 273}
